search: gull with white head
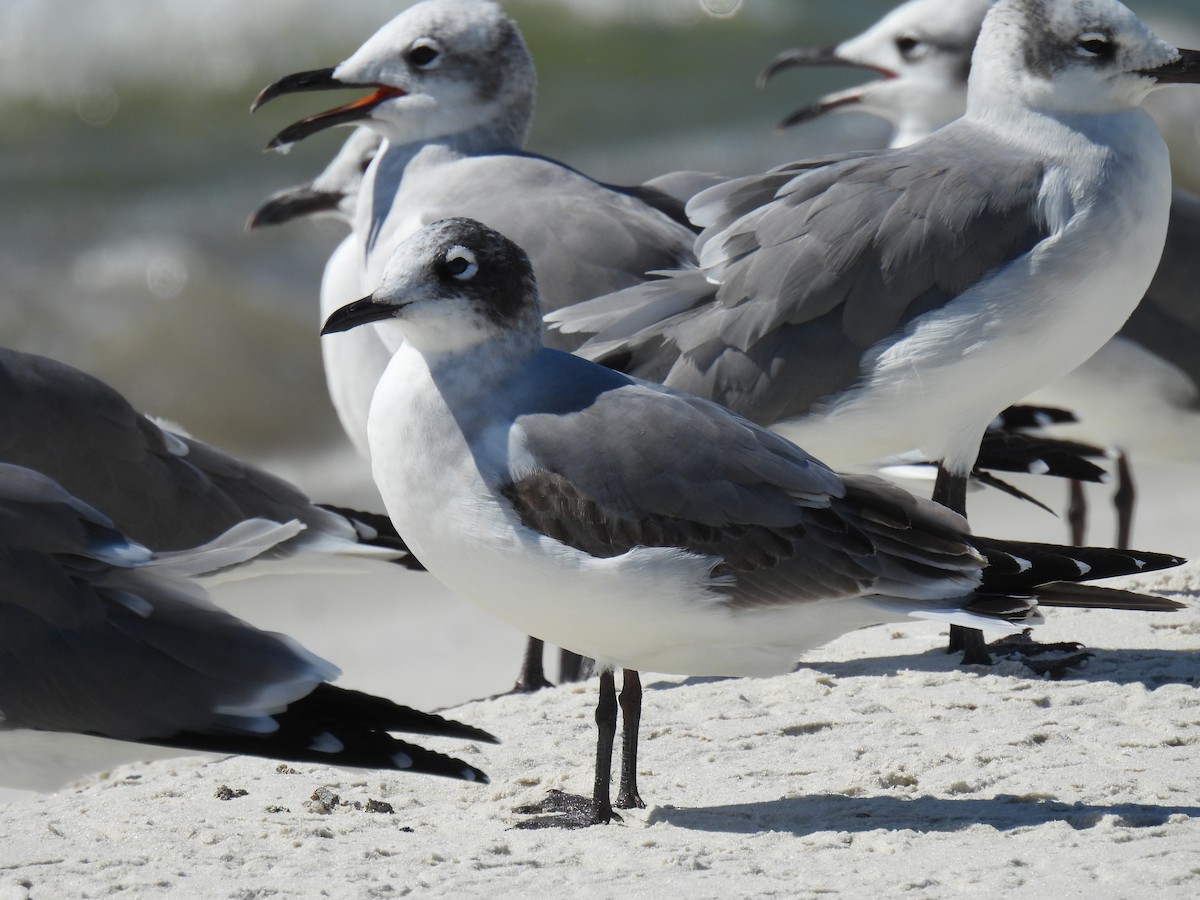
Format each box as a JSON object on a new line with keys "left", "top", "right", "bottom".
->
{"left": 759, "top": 0, "right": 1200, "bottom": 550}
{"left": 252, "top": 0, "right": 696, "bottom": 691}
{"left": 546, "top": 0, "right": 1200, "bottom": 663}
{"left": 324, "top": 216, "right": 1184, "bottom": 826}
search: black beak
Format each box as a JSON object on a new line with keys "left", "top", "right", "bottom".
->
{"left": 1140, "top": 48, "right": 1200, "bottom": 84}
{"left": 758, "top": 46, "right": 897, "bottom": 133}
{"left": 757, "top": 46, "right": 873, "bottom": 89}
{"left": 251, "top": 67, "right": 354, "bottom": 112}
{"left": 322, "top": 295, "right": 401, "bottom": 335}
{"left": 246, "top": 187, "right": 344, "bottom": 231}
{"left": 252, "top": 67, "right": 407, "bottom": 152}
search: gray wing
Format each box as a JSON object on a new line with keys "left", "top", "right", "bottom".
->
{"left": 0, "top": 462, "right": 493, "bottom": 781}
{"left": 566, "top": 125, "right": 1050, "bottom": 425}
{"left": 498, "top": 354, "right": 981, "bottom": 608}
{"left": 0, "top": 348, "right": 368, "bottom": 555}
{"left": 0, "top": 463, "right": 333, "bottom": 739}
{"left": 380, "top": 152, "right": 698, "bottom": 349}
{"left": 1118, "top": 187, "right": 1200, "bottom": 392}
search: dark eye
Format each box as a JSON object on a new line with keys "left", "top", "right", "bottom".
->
{"left": 895, "top": 34, "right": 924, "bottom": 60}
{"left": 408, "top": 38, "right": 442, "bottom": 68}
{"left": 1076, "top": 32, "right": 1114, "bottom": 59}
{"left": 443, "top": 246, "right": 478, "bottom": 281}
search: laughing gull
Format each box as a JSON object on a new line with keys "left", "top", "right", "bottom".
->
{"left": 0, "top": 461, "right": 494, "bottom": 791}
{"left": 250, "top": 0, "right": 696, "bottom": 349}
{"left": 549, "top": 0, "right": 1200, "bottom": 494}
{"left": 0, "top": 346, "right": 413, "bottom": 567}
{"left": 322, "top": 216, "right": 1184, "bottom": 826}
{"left": 759, "top": 0, "right": 1200, "bottom": 549}
{"left": 251, "top": 0, "right": 696, "bottom": 690}
{"left": 547, "top": 0, "right": 1200, "bottom": 667}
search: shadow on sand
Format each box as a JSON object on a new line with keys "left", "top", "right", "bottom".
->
{"left": 647, "top": 792, "right": 1200, "bottom": 836}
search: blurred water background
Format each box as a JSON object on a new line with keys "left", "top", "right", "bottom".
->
{"left": 3, "top": 0, "right": 1199, "bottom": 504}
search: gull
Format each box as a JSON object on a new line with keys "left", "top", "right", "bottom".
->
{"left": 248, "top": 127, "right": 390, "bottom": 461}
{"left": 250, "top": 0, "right": 696, "bottom": 352}
{"left": 759, "top": 0, "right": 994, "bottom": 148}
{"left": 0, "top": 461, "right": 495, "bottom": 791}
{"left": 322, "top": 216, "right": 1184, "bottom": 826}
{"left": 551, "top": 0, "right": 1196, "bottom": 492}
{"left": 759, "top": 0, "right": 1200, "bottom": 548}
{"left": 251, "top": 0, "right": 696, "bottom": 690}
{"left": 0, "top": 346, "right": 413, "bottom": 567}
{"left": 548, "top": 0, "right": 1200, "bottom": 659}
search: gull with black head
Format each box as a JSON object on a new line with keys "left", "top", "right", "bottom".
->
{"left": 324, "top": 216, "right": 1184, "bottom": 827}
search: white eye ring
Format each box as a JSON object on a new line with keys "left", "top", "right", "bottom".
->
{"left": 445, "top": 246, "right": 478, "bottom": 281}
{"left": 1075, "top": 32, "right": 1110, "bottom": 57}
{"left": 409, "top": 37, "right": 443, "bottom": 69}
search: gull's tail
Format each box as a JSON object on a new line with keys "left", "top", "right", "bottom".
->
{"left": 141, "top": 684, "right": 495, "bottom": 783}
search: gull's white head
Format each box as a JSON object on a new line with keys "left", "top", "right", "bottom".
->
{"left": 760, "top": 0, "right": 993, "bottom": 147}
{"left": 321, "top": 218, "right": 541, "bottom": 355}
{"left": 254, "top": 0, "right": 536, "bottom": 152}
{"left": 969, "top": 0, "right": 1200, "bottom": 117}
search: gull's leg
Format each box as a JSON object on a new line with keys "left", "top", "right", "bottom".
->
{"left": 1067, "top": 479, "right": 1088, "bottom": 545}
{"left": 559, "top": 649, "right": 592, "bottom": 683}
{"left": 512, "top": 667, "right": 620, "bottom": 828}
{"left": 933, "top": 466, "right": 993, "bottom": 665}
{"left": 1113, "top": 451, "right": 1135, "bottom": 549}
{"left": 615, "top": 669, "right": 645, "bottom": 810}
{"left": 591, "top": 668, "right": 619, "bottom": 823}
{"left": 510, "top": 636, "right": 552, "bottom": 693}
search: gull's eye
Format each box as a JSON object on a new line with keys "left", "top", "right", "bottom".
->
{"left": 408, "top": 38, "right": 443, "bottom": 69}
{"left": 895, "top": 34, "right": 926, "bottom": 61}
{"left": 443, "top": 246, "right": 478, "bottom": 281}
{"left": 1076, "top": 32, "right": 1115, "bottom": 60}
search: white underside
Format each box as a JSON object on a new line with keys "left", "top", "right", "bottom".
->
{"left": 773, "top": 114, "right": 1171, "bottom": 474}
{"left": 370, "top": 344, "right": 1018, "bottom": 679}
{"left": 320, "top": 234, "right": 394, "bottom": 460}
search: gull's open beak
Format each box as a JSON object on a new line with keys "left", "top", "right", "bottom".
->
{"left": 322, "top": 295, "right": 401, "bottom": 335}
{"left": 252, "top": 67, "right": 407, "bottom": 151}
{"left": 758, "top": 45, "right": 897, "bottom": 133}
{"left": 1140, "top": 48, "right": 1200, "bottom": 84}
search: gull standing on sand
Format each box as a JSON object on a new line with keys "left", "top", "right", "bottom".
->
{"left": 759, "top": 0, "right": 1200, "bottom": 549}
{"left": 0, "top": 460, "right": 495, "bottom": 791}
{"left": 252, "top": 0, "right": 696, "bottom": 689}
{"left": 324, "top": 216, "right": 1184, "bottom": 826}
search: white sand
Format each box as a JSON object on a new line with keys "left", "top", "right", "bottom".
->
{"left": 1, "top": 454, "right": 1197, "bottom": 897}
{"left": 0, "top": 570, "right": 1197, "bottom": 895}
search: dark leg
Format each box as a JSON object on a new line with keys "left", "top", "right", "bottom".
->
{"left": 932, "top": 465, "right": 968, "bottom": 516}
{"left": 512, "top": 668, "right": 621, "bottom": 828}
{"left": 615, "top": 669, "right": 645, "bottom": 810}
{"left": 1067, "top": 479, "right": 1087, "bottom": 545}
{"left": 511, "top": 637, "right": 552, "bottom": 693}
{"left": 558, "top": 650, "right": 592, "bottom": 683}
{"left": 932, "top": 466, "right": 992, "bottom": 663}
{"left": 591, "top": 668, "right": 619, "bottom": 824}
{"left": 1113, "top": 451, "right": 1135, "bottom": 549}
